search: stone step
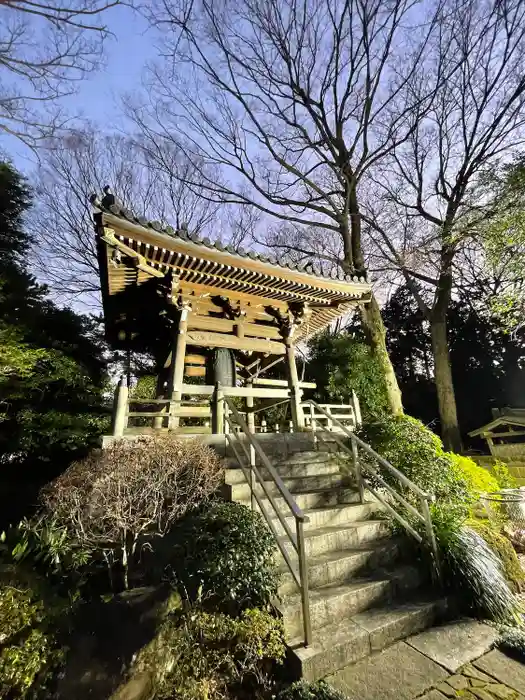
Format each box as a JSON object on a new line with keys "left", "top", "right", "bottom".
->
{"left": 281, "top": 565, "right": 425, "bottom": 638}
{"left": 236, "top": 485, "right": 365, "bottom": 513}
{"left": 278, "top": 539, "right": 403, "bottom": 596}
{"left": 224, "top": 473, "right": 352, "bottom": 501}
{"left": 224, "top": 459, "right": 342, "bottom": 485}
{"left": 280, "top": 520, "right": 391, "bottom": 560}
{"left": 271, "top": 502, "right": 381, "bottom": 537}
{"left": 277, "top": 450, "right": 340, "bottom": 465}
{"left": 288, "top": 596, "right": 451, "bottom": 681}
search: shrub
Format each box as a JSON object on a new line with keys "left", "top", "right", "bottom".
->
{"left": 468, "top": 520, "right": 525, "bottom": 593}
{"left": 495, "top": 626, "right": 525, "bottom": 661}
{"left": 40, "top": 436, "right": 224, "bottom": 590}
{"left": 440, "top": 526, "right": 522, "bottom": 624}
{"left": 491, "top": 460, "right": 517, "bottom": 489}
{"left": 138, "top": 605, "right": 285, "bottom": 700}
{"left": 450, "top": 454, "right": 499, "bottom": 497}
{"left": 307, "top": 331, "right": 389, "bottom": 420}
{"left": 277, "top": 680, "right": 348, "bottom": 700}
{"left": 168, "top": 501, "right": 279, "bottom": 613}
{"left": 359, "top": 415, "right": 469, "bottom": 505}
{"left": 0, "top": 564, "right": 69, "bottom": 698}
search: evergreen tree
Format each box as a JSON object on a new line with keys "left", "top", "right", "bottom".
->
{"left": 0, "top": 162, "right": 109, "bottom": 525}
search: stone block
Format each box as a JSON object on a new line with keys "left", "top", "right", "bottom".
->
{"left": 407, "top": 619, "right": 499, "bottom": 672}
{"left": 474, "top": 651, "right": 525, "bottom": 696}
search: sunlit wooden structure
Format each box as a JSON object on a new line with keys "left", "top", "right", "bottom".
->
{"left": 92, "top": 190, "right": 372, "bottom": 435}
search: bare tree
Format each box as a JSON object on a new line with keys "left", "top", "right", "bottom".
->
{"left": 31, "top": 127, "right": 218, "bottom": 306}
{"left": 367, "top": 0, "right": 525, "bottom": 450}
{"left": 0, "top": 0, "right": 124, "bottom": 148}
{"left": 131, "top": 0, "right": 448, "bottom": 414}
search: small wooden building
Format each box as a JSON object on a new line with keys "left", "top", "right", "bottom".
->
{"left": 469, "top": 408, "right": 525, "bottom": 463}
{"left": 92, "top": 190, "right": 371, "bottom": 436}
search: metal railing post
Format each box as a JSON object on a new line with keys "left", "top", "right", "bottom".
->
{"left": 296, "top": 518, "right": 312, "bottom": 647}
{"left": 351, "top": 435, "right": 365, "bottom": 504}
{"left": 113, "top": 375, "right": 128, "bottom": 437}
{"left": 419, "top": 495, "right": 442, "bottom": 585}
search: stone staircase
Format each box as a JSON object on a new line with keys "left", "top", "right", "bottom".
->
{"left": 223, "top": 436, "right": 451, "bottom": 681}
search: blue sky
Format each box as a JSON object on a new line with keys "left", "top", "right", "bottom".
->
{"left": 4, "top": 5, "right": 155, "bottom": 172}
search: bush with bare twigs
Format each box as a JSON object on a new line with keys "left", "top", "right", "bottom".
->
{"left": 39, "top": 436, "right": 224, "bottom": 590}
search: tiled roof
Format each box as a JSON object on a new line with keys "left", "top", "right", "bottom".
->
{"left": 90, "top": 190, "right": 367, "bottom": 286}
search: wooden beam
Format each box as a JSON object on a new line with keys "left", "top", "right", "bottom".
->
{"left": 253, "top": 377, "right": 316, "bottom": 389}
{"left": 186, "top": 330, "right": 286, "bottom": 355}
{"left": 187, "top": 314, "right": 282, "bottom": 339}
{"left": 185, "top": 353, "right": 207, "bottom": 365}
{"left": 185, "top": 365, "right": 206, "bottom": 377}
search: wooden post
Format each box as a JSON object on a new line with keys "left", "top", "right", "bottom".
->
{"left": 484, "top": 433, "right": 496, "bottom": 457}
{"left": 113, "top": 375, "right": 129, "bottom": 437}
{"left": 212, "top": 382, "right": 224, "bottom": 434}
{"left": 285, "top": 339, "right": 305, "bottom": 431}
{"left": 246, "top": 380, "right": 255, "bottom": 434}
{"left": 154, "top": 369, "right": 167, "bottom": 429}
{"left": 326, "top": 405, "right": 333, "bottom": 432}
{"left": 168, "top": 303, "right": 191, "bottom": 430}
{"left": 352, "top": 390, "right": 362, "bottom": 428}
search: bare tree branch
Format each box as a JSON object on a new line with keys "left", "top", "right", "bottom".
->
{"left": 0, "top": 0, "right": 126, "bottom": 148}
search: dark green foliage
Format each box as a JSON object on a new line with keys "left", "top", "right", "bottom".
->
{"left": 0, "top": 161, "right": 109, "bottom": 526}
{"left": 383, "top": 285, "right": 525, "bottom": 445}
{"left": 359, "top": 414, "right": 470, "bottom": 506}
{"left": 168, "top": 501, "right": 279, "bottom": 613}
{"left": 0, "top": 163, "right": 31, "bottom": 263}
{"left": 495, "top": 627, "right": 525, "bottom": 661}
{"left": 0, "top": 562, "right": 71, "bottom": 698}
{"left": 277, "top": 679, "right": 348, "bottom": 700}
{"left": 439, "top": 526, "right": 521, "bottom": 623}
{"left": 307, "top": 330, "right": 389, "bottom": 420}
{"left": 145, "top": 605, "right": 286, "bottom": 700}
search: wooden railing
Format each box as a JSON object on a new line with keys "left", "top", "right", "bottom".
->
{"left": 222, "top": 395, "right": 312, "bottom": 647}
{"left": 303, "top": 392, "right": 361, "bottom": 432}
{"left": 112, "top": 375, "right": 316, "bottom": 436}
{"left": 303, "top": 399, "right": 442, "bottom": 582}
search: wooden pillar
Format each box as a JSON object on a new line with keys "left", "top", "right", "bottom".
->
{"left": 484, "top": 433, "right": 496, "bottom": 457}
{"left": 154, "top": 369, "right": 167, "bottom": 430}
{"left": 168, "top": 303, "right": 191, "bottom": 430}
{"left": 212, "top": 382, "right": 224, "bottom": 434}
{"left": 246, "top": 379, "right": 255, "bottom": 434}
{"left": 113, "top": 375, "right": 128, "bottom": 437}
{"left": 285, "top": 339, "right": 305, "bottom": 430}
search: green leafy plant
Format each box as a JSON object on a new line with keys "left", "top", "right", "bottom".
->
{"left": 495, "top": 626, "right": 525, "bottom": 661}
{"left": 440, "top": 526, "right": 522, "bottom": 624}
{"left": 277, "top": 679, "right": 348, "bottom": 700}
{"left": 168, "top": 501, "right": 279, "bottom": 613}
{"left": 137, "top": 605, "right": 285, "bottom": 700}
{"left": 307, "top": 331, "right": 389, "bottom": 421}
{"left": 468, "top": 520, "right": 525, "bottom": 593}
{"left": 491, "top": 460, "right": 517, "bottom": 489}
{"left": 0, "top": 563, "right": 70, "bottom": 698}
{"left": 359, "top": 415, "right": 470, "bottom": 507}
{"left": 449, "top": 454, "right": 499, "bottom": 497}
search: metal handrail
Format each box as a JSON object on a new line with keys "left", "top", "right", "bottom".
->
{"left": 223, "top": 395, "right": 312, "bottom": 647}
{"left": 303, "top": 399, "right": 441, "bottom": 581}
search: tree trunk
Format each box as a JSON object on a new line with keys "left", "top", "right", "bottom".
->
{"left": 360, "top": 292, "right": 404, "bottom": 416}
{"left": 430, "top": 314, "right": 462, "bottom": 452}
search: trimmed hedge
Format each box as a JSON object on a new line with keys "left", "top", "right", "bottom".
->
{"left": 168, "top": 501, "right": 280, "bottom": 613}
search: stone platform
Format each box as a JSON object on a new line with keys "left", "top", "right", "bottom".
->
{"left": 327, "top": 619, "right": 525, "bottom": 700}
